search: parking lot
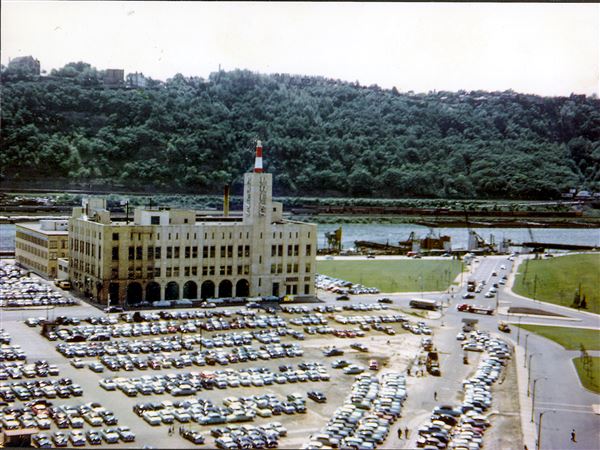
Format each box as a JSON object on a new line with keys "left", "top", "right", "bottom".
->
{"left": 0, "top": 264, "right": 524, "bottom": 449}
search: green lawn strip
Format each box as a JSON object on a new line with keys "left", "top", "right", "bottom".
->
{"left": 573, "top": 357, "right": 600, "bottom": 394}
{"left": 513, "top": 254, "right": 600, "bottom": 315}
{"left": 518, "top": 324, "right": 600, "bottom": 351}
{"left": 316, "top": 260, "right": 462, "bottom": 293}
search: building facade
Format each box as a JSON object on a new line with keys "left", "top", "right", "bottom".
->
{"left": 68, "top": 142, "right": 317, "bottom": 306}
{"left": 8, "top": 56, "right": 41, "bottom": 75}
{"left": 15, "top": 220, "right": 69, "bottom": 278}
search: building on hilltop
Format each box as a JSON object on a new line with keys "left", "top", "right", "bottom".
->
{"left": 15, "top": 220, "right": 69, "bottom": 279}
{"left": 104, "top": 69, "right": 124, "bottom": 86}
{"left": 68, "top": 142, "right": 317, "bottom": 306}
{"left": 8, "top": 56, "right": 41, "bottom": 75}
{"left": 126, "top": 72, "right": 147, "bottom": 88}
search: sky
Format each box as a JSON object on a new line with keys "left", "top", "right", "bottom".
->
{"left": 2, "top": 1, "right": 598, "bottom": 97}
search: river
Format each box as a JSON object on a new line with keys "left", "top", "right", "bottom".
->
{"left": 1, "top": 223, "right": 599, "bottom": 252}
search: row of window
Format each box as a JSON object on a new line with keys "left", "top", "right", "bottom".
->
{"left": 16, "top": 256, "right": 49, "bottom": 275}
{"left": 16, "top": 231, "right": 51, "bottom": 248}
{"left": 271, "top": 263, "right": 311, "bottom": 274}
{"left": 112, "top": 230, "right": 312, "bottom": 242}
{"left": 108, "top": 264, "right": 254, "bottom": 280}
{"left": 271, "top": 244, "right": 311, "bottom": 257}
{"left": 16, "top": 242, "right": 47, "bottom": 260}
{"left": 115, "top": 245, "right": 254, "bottom": 261}
{"left": 72, "top": 239, "right": 100, "bottom": 258}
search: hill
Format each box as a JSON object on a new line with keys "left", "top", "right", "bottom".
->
{"left": 1, "top": 63, "right": 599, "bottom": 199}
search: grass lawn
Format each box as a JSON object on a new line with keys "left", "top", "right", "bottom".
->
{"left": 316, "top": 260, "right": 463, "bottom": 293}
{"left": 518, "top": 324, "right": 600, "bottom": 351}
{"left": 513, "top": 254, "right": 600, "bottom": 314}
{"left": 573, "top": 357, "right": 600, "bottom": 394}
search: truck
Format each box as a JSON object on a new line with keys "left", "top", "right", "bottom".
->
{"left": 409, "top": 298, "right": 440, "bottom": 311}
{"left": 466, "top": 280, "right": 476, "bottom": 292}
{"left": 426, "top": 351, "right": 440, "bottom": 376}
{"left": 457, "top": 304, "right": 494, "bottom": 315}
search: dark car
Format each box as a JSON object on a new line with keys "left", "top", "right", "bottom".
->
{"left": 307, "top": 391, "right": 327, "bottom": 403}
{"left": 377, "top": 298, "right": 393, "bottom": 304}
{"left": 336, "top": 295, "right": 350, "bottom": 301}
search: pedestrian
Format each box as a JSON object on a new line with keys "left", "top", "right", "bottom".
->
{"left": 397, "top": 428, "right": 402, "bottom": 439}
{"left": 434, "top": 391, "right": 438, "bottom": 401}
{"left": 405, "top": 427, "right": 410, "bottom": 439}
{"left": 571, "top": 429, "right": 576, "bottom": 443}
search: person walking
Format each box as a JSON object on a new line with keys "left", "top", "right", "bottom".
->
{"left": 434, "top": 391, "right": 438, "bottom": 401}
{"left": 571, "top": 429, "right": 576, "bottom": 443}
{"left": 397, "top": 428, "right": 402, "bottom": 439}
{"left": 405, "top": 427, "right": 410, "bottom": 439}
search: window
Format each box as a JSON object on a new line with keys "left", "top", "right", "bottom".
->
{"left": 226, "top": 266, "right": 232, "bottom": 275}
{"left": 227, "top": 245, "right": 233, "bottom": 258}
{"left": 244, "top": 265, "right": 250, "bottom": 275}
{"left": 148, "top": 247, "right": 154, "bottom": 259}
{"left": 294, "top": 245, "right": 299, "bottom": 256}
{"left": 210, "top": 246, "right": 216, "bottom": 258}
{"left": 128, "top": 246, "right": 134, "bottom": 260}
{"left": 203, "top": 246, "right": 209, "bottom": 258}
{"left": 220, "top": 266, "right": 225, "bottom": 275}
{"left": 174, "top": 247, "right": 180, "bottom": 258}
{"left": 293, "top": 263, "right": 298, "bottom": 273}
{"left": 278, "top": 264, "right": 283, "bottom": 274}
{"left": 136, "top": 246, "right": 142, "bottom": 260}
{"left": 166, "top": 267, "right": 172, "bottom": 277}
{"left": 237, "top": 265, "right": 243, "bottom": 275}
{"left": 245, "top": 245, "right": 250, "bottom": 257}
{"left": 271, "top": 264, "right": 277, "bottom": 274}
{"left": 209, "top": 266, "right": 215, "bottom": 275}
{"left": 238, "top": 246, "right": 243, "bottom": 257}
{"left": 112, "top": 233, "right": 119, "bottom": 240}
{"left": 202, "top": 266, "right": 208, "bottom": 276}
{"left": 305, "top": 263, "right": 311, "bottom": 273}
{"left": 305, "top": 285, "right": 310, "bottom": 294}
{"left": 173, "top": 267, "right": 179, "bottom": 277}
{"left": 287, "top": 245, "right": 292, "bottom": 256}
{"left": 184, "top": 266, "right": 190, "bottom": 277}
{"left": 167, "top": 247, "right": 172, "bottom": 259}
{"left": 220, "top": 246, "right": 226, "bottom": 258}
{"left": 192, "top": 246, "right": 198, "bottom": 258}
{"left": 271, "top": 245, "right": 277, "bottom": 257}
{"left": 155, "top": 246, "right": 162, "bottom": 259}
{"left": 287, "top": 263, "right": 292, "bottom": 273}
{"left": 111, "top": 268, "right": 118, "bottom": 279}
{"left": 278, "top": 245, "right": 283, "bottom": 256}
{"left": 185, "top": 246, "right": 191, "bottom": 258}
{"left": 154, "top": 267, "right": 161, "bottom": 277}
{"left": 151, "top": 216, "right": 160, "bottom": 225}
{"left": 112, "top": 247, "right": 119, "bottom": 261}
{"left": 306, "top": 244, "right": 312, "bottom": 256}
{"left": 128, "top": 269, "right": 134, "bottom": 279}
{"left": 191, "top": 266, "right": 197, "bottom": 276}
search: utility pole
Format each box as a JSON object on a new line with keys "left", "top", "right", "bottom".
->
{"left": 533, "top": 274, "right": 538, "bottom": 302}
{"left": 536, "top": 410, "right": 555, "bottom": 450}
{"left": 531, "top": 377, "right": 545, "bottom": 422}
{"left": 517, "top": 316, "right": 522, "bottom": 345}
{"left": 524, "top": 334, "right": 530, "bottom": 367}
{"left": 527, "top": 353, "right": 539, "bottom": 397}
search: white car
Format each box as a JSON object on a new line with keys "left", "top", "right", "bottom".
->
{"left": 456, "top": 333, "right": 466, "bottom": 341}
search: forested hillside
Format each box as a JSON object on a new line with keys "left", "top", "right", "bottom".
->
{"left": 2, "top": 63, "right": 599, "bottom": 199}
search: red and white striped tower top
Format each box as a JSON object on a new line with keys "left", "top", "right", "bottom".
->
{"left": 254, "top": 140, "right": 263, "bottom": 173}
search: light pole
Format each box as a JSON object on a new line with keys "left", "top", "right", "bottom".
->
{"left": 527, "top": 353, "right": 539, "bottom": 397}
{"left": 516, "top": 316, "right": 522, "bottom": 345}
{"left": 536, "top": 410, "right": 555, "bottom": 450}
{"left": 531, "top": 377, "right": 546, "bottom": 422}
{"left": 524, "top": 334, "right": 530, "bottom": 367}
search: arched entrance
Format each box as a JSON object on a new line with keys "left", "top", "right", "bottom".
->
{"left": 235, "top": 279, "right": 250, "bottom": 297}
{"left": 108, "top": 282, "right": 120, "bottom": 305}
{"left": 201, "top": 280, "right": 215, "bottom": 299}
{"left": 183, "top": 281, "right": 198, "bottom": 299}
{"left": 165, "top": 281, "right": 179, "bottom": 301}
{"left": 126, "top": 282, "right": 143, "bottom": 305}
{"left": 218, "top": 280, "right": 233, "bottom": 298}
{"left": 146, "top": 282, "right": 161, "bottom": 302}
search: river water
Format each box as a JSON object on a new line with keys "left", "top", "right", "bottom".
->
{"left": 1, "top": 223, "right": 599, "bottom": 251}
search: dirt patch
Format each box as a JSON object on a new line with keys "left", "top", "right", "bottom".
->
{"left": 508, "top": 307, "right": 566, "bottom": 317}
{"left": 486, "top": 355, "right": 523, "bottom": 450}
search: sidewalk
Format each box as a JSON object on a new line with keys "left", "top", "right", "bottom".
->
{"left": 514, "top": 343, "right": 537, "bottom": 450}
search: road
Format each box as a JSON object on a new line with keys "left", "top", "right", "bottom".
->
{"left": 341, "top": 254, "right": 599, "bottom": 450}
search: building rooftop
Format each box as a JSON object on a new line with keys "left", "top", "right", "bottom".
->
{"left": 16, "top": 222, "right": 69, "bottom": 236}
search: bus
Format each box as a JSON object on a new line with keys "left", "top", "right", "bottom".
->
{"left": 409, "top": 298, "right": 440, "bottom": 310}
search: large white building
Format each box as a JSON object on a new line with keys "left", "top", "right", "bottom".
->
{"left": 68, "top": 142, "right": 317, "bottom": 306}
